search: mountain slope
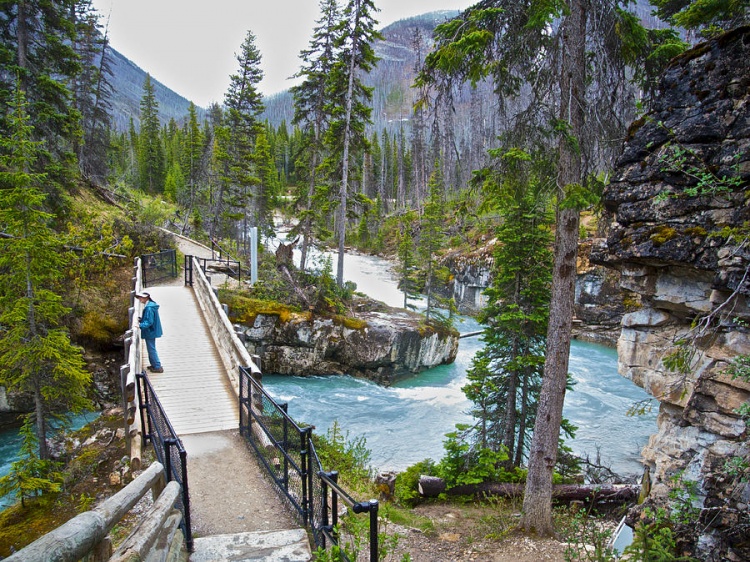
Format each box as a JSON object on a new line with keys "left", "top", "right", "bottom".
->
{"left": 107, "top": 47, "right": 204, "bottom": 131}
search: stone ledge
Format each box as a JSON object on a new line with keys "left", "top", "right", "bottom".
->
{"left": 190, "top": 529, "right": 312, "bottom": 562}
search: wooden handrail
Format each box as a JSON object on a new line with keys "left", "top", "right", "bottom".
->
{"left": 5, "top": 462, "right": 173, "bottom": 562}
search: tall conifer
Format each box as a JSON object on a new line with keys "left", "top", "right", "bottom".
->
{"left": 326, "top": 0, "right": 382, "bottom": 286}
{"left": 418, "top": 0, "right": 668, "bottom": 533}
{"left": 463, "top": 148, "right": 553, "bottom": 466}
{"left": 0, "top": 0, "right": 81, "bottom": 194}
{"left": 0, "top": 88, "right": 91, "bottom": 462}
{"left": 137, "top": 74, "right": 165, "bottom": 193}
{"left": 220, "top": 30, "right": 264, "bottom": 251}
{"left": 291, "top": 0, "right": 342, "bottom": 270}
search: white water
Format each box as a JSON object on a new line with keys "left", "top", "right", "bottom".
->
{"left": 264, "top": 240, "right": 657, "bottom": 478}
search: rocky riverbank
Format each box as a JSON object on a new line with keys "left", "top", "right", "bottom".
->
{"left": 231, "top": 296, "right": 460, "bottom": 385}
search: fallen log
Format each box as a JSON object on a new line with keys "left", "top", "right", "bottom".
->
{"left": 418, "top": 475, "right": 639, "bottom": 503}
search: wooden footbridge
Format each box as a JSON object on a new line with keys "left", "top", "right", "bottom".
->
{"left": 7, "top": 237, "right": 314, "bottom": 562}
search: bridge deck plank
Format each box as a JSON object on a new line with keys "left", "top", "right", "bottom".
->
{"left": 139, "top": 286, "right": 238, "bottom": 436}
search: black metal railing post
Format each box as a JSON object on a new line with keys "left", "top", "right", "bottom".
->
{"left": 368, "top": 500, "right": 379, "bottom": 562}
{"left": 300, "top": 427, "right": 311, "bottom": 525}
{"left": 352, "top": 499, "right": 379, "bottom": 562}
{"left": 329, "top": 471, "right": 339, "bottom": 546}
{"left": 320, "top": 472, "right": 330, "bottom": 549}
{"left": 164, "top": 438, "right": 176, "bottom": 481}
{"left": 281, "top": 403, "right": 290, "bottom": 489}
{"left": 179, "top": 448, "right": 193, "bottom": 552}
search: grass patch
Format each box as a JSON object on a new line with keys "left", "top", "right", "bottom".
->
{"left": 382, "top": 503, "right": 435, "bottom": 534}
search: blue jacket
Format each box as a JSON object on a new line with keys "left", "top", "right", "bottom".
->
{"left": 139, "top": 301, "right": 163, "bottom": 340}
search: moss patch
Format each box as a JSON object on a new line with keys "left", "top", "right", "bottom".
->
{"left": 221, "top": 291, "right": 299, "bottom": 324}
{"left": 684, "top": 226, "right": 708, "bottom": 237}
{"left": 333, "top": 314, "right": 368, "bottom": 330}
{"left": 650, "top": 225, "right": 678, "bottom": 246}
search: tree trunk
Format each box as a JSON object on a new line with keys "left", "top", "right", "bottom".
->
{"left": 521, "top": 0, "right": 586, "bottom": 536}
{"left": 419, "top": 476, "right": 639, "bottom": 503}
{"left": 336, "top": 1, "right": 362, "bottom": 287}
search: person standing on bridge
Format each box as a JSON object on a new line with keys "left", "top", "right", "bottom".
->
{"left": 136, "top": 292, "right": 164, "bottom": 373}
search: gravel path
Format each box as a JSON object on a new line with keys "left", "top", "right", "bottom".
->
{"left": 181, "top": 430, "right": 301, "bottom": 538}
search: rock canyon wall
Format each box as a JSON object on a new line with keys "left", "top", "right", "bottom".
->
{"left": 591, "top": 27, "right": 750, "bottom": 559}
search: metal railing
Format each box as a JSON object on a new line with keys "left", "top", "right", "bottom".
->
{"left": 184, "top": 253, "right": 241, "bottom": 286}
{"left": 137, "top": 371, "right": 193, "bottom": 552}
{"left": 142, "top": 249, "right": 177, "bottom": 286}
{"left": 239, "top": 366, "right": 379, "bottom": 561}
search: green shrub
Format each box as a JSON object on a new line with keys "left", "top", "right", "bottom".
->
{"left": 394, "top": 459, "right": 436, "bottom": 507}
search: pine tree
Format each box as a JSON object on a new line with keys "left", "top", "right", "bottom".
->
{"left": 0, "top": 0, "right": 82, "bottom": 193}
{"left": 395, "top": 213, "right": 420, "bottom": 309}
{"left": 71, "top": 0, "right": 112, "bottom": 182}
{"left": 0, "top": 418, "right": 62, "bottom": 507}
{"left": 650, "top": 0, "right": 749, "bottom": 35}
{"left": 291, "top": 0, "right": 343, "bottom": 270}
{"left": 419, "top": 163, "right": 449, "bottom": 322}
{"left": 325, "top": 0, "right": 382, "bottom": 286}
{"left": 253, "top": 131, "right": 279, "bottom": 237}
{"left": 220, "top": 30, "right": 264, "bottom": 252}
{"left": 418, "top": 0, "right": 663, "bottom": 533}
{"left": 463, "top": 148, "right": 553, "bottom": 467}
{"left": 179, "top": 102, "right": 206, "bottom": 233}
{"left": 0, "top": 87, "right": 91, "bottom": 462}
{"left": 137, "top": 74, "right": 165, "bottom": 193}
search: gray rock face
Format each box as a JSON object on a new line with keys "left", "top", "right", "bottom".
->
{"left": 443, "top": 239, "right": 625, "bottom": 345}
{"left": 591, "top": 26, "right": 750, "bottom": 559}
{"left": 442, "top": 246, "right": 494, "bottom": 315}
{"left": 241, "top": 310, "right": 459, "bottom": 386}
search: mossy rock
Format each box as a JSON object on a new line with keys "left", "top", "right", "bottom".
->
{"left": 221, "top": 291, "right": 299, "bottom": 324}
{"left": 650, "top": 225, "right": 678, "bottom": 246}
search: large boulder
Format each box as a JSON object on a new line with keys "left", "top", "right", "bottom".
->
{"left": 241, "top": 308, "right": 459, "bottom": 386}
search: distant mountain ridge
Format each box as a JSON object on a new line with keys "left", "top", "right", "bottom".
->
{"left": 110, "top": 3, "right": 661, "bottom": 132}
{"left": 107, "top": 47, "right": 203, "bottom": 131}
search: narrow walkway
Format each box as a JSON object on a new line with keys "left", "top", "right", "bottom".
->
{"left": 140, "top": 240, "right": 311, "bottom": 561}
{"left": 141, "top": 286, "right": 237, "bottom": 435}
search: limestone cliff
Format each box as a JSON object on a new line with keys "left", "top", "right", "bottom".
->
{"left": 237, "top": 307, "right": 459, "bottom": 386}
{"left": 591, "top": 27, "right": 750, "bottom": 559}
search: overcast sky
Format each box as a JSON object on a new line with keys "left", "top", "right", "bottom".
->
{"left": 89, "top": 0, "right": 475, "bottom": 108}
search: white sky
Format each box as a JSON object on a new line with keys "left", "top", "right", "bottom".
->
{"left": 89, "top": 0, "right": 475, "bottom": 108}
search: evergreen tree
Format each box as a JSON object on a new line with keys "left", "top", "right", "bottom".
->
{"left": 253, "top": 131, "right": 279, "bottom": 236}
{"left": 0, "top": 418, "right": 62, "bottom": 507}
{"left": 291, "top": 0, "right": 343, "bottom": 270}
{"left": 418, "top": 0, "right": 664, "bottom": 533}
{"left": 0, "top": 88, "right": 91, "bottom": 462}
{"left": 0, "top": 0, "right": 82, "bottom": 194}
{"left": 137, "top": 74, "right": 165, "bottom": 193}
{"left": 395, "top": 213, "right": 420, "bottom": 309}
{"left": 419, "top": 163, "right": 449, "bottom": 322}
{"left": 179, "top": 102, "right": 206, "bottom": 233}
{"left": 410, "top": 26, "right": 429, "bottom": 210}
{"left": 71, "top": 0, "right": 112, "bottom": 182}
{"left": 650, "top": 0, "right": 749, "bottom": 35}
{"left": 220, "top": 30, "right": 264, "bottom": 252}
{"left": 463, "top": 148, "right": 553, "bottom": 467}
{"left": 326, "top": 0, "right": 382, "bottom": 286}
